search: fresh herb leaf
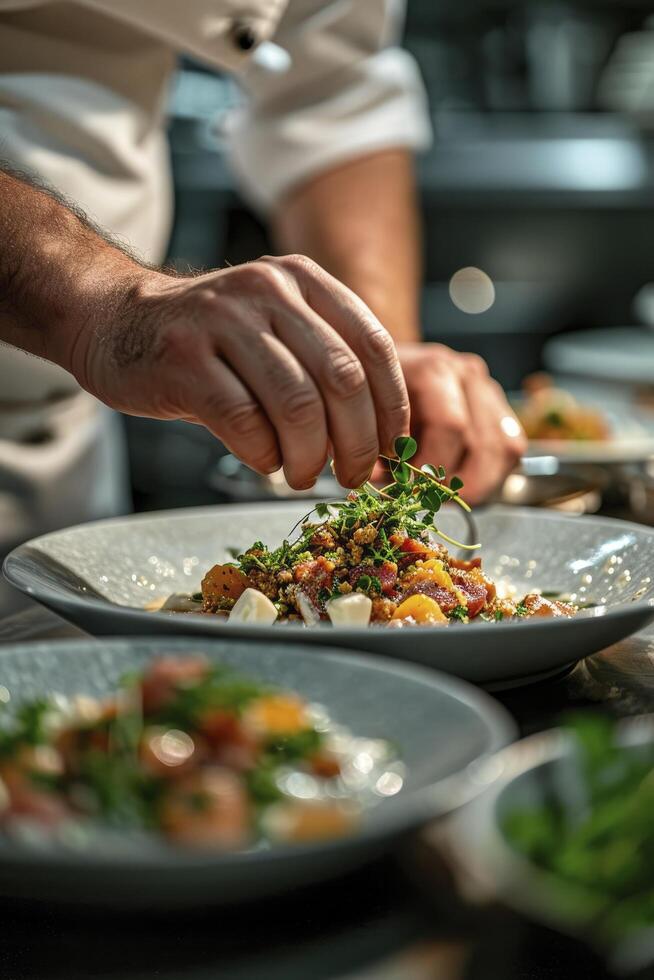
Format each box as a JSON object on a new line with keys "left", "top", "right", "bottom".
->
{"left": 394, "top": 435, "right": 417, "bottom": 462}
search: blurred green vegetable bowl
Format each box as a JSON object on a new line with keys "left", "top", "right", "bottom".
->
{"left": 448, "top": 715, "right": 654, "bottom": 974}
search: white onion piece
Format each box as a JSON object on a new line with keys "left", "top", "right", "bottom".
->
{"left": 229, "top": 588, "right": 278, "bottom": 625}
{"left": 326, "top": 593, "right": 372, "bottom": 627}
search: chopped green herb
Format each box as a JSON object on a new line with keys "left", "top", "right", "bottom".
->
{"left": 544, "top": 411, "right": 563, "bottom": 427}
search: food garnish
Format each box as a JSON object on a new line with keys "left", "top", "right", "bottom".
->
{"left": 164, "top": 437, "right": 578, "bottom": 628}
{"left": 503, "top": 715, "right": 654, "bottom": 941}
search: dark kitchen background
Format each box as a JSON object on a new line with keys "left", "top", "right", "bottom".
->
{"left": 126, "top": 0, "right": 654, "bottom": 513}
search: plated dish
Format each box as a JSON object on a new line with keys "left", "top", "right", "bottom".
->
{"left": 515, "top": 376, "right": 654, "bottom": 464}
{"left": 517, "top": 374, "right": 609, "bottom": 443}
{"left": 0, "top": 638, "right": 513, "bottom": 907}
{"left": 5, "top": 502, "right": 654, "bottom": 689}
{"left": 168, "top": 439, "right": 575, "bottom": 629}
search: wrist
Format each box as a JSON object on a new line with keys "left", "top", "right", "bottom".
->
{"left": 48, "top": 246, "right": 159, "bottom": 386}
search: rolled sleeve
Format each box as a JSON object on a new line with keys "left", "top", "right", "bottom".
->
{"left": 225, "top": 0, "right": 432, "bottom": 212}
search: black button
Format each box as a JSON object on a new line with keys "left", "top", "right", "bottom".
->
{"left": 231, "top": 21, "right": 257, "bottom": 51}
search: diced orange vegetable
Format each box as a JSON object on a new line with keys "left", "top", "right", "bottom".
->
{"left": 266, "top": 801, "right": 358, "bottom": 843}
{"left": 392, "top": 593, "right": 448, "bottom": 624}
{"left": 243, "top": 694, "right": 310, "bottom": 737}
{"left": 201, "top": 564, "right": 249, "bottom": 602}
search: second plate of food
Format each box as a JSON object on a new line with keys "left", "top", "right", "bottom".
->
{"left": 5, "top": 503, "right": 654, "bottom": 689}
{"left": 0, "top": 637, "right": 513, "bottom": 908}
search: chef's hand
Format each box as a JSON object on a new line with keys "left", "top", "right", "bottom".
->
{"left": 394, "top": 343, "right": 527, "bottom": 504}
{"left": 75, "top": 255, "right": 409, "bottom": 491}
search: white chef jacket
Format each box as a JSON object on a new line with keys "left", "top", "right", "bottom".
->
{"left": 0, "top": 0, "right": 431, "bottom": 265}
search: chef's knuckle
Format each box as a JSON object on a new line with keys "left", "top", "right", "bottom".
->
{"left": 280, "top": 253, "right": 319, "bottom": 277}
{"left": 326, "top": 350, "right": 367, "bottom": 398}
{"left": 362, "top": 326, "right": 396, "bottom": 366}
{"left": 248, "top": 260, "right": 288, "bottom": 295}
{"left": 280, "top": 387, "right": 321, "bottom": 427}
{"left": 463, "top": 352, "right": 489, "bottom": 377}
{"left": 251, "top": 445, "right": 282, "bottom": 473}
{"left": 219, "top": 399, "right": 264, "bottom": 438}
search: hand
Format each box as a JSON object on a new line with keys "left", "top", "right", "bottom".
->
{"left": 394, "top": 343, "right": 527, "bottom": 504}
{"left": 71, "top": 255, "right": 409, "bottom": 490}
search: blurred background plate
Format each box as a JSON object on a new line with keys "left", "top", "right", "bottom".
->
{"left": 0, "top": 637, "right": 514, "bottom": 908}
{"left": 4, "top": 505, "right": 654, "bottom": 689}
{"left": 543, "top": 327, "right": 654, "bottom": 386}
{"left": 516, "top": 376, "right": 654, "bottom": 464}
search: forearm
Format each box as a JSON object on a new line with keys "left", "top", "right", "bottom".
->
{"left": 0, "top": 169, "right": 146, "bottom": 376}
{"left": 273, "top": 149, "right": 422, "bottom": 343}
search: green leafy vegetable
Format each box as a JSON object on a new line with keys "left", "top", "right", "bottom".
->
{"left": 503, "top": 714, "right": 654, "bottom": 942}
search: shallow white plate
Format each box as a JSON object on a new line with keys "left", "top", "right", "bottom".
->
{"left": 0, "top": 637, "right": 514, "bottom": 908}
{"left": 4, "top": 505, "right": 654, "bottom": 689}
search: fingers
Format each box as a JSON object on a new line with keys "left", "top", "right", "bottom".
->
{"left": 269, "top": 255, "right": 410, "bottom": 457}
{"left": 268, "top": 298, "right": 380, "bottom": 488}
{"left": 212, "top": 319, "right": 329, "bottom": 491}
{"left": 456, "top": 357, "right": 526, "bottom": 503}
{"left": 408, "top": 363, "right": 470, "bottom": 477}
{"left": 190, "top": 358, "right": 282, "bottom": 477}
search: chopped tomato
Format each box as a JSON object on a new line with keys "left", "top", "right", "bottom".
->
{"left": 199, "top": 711, "right": 258, "bottom": 771}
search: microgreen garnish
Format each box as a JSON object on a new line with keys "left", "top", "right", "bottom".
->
{"left": 355, "top": 575, "right": 381, "bottom": 594}
{"left": 515, "top": 603, "right": 528, "bottom": 617}
{"left": 449, "top": 605, "right": 469, "bottom": 622}
{"left": 233, "top": 438, "right": 480, "bottom": 579}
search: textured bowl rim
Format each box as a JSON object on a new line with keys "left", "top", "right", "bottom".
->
{"left": 4, "top": 504, "right": 654, "bottom": 644}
